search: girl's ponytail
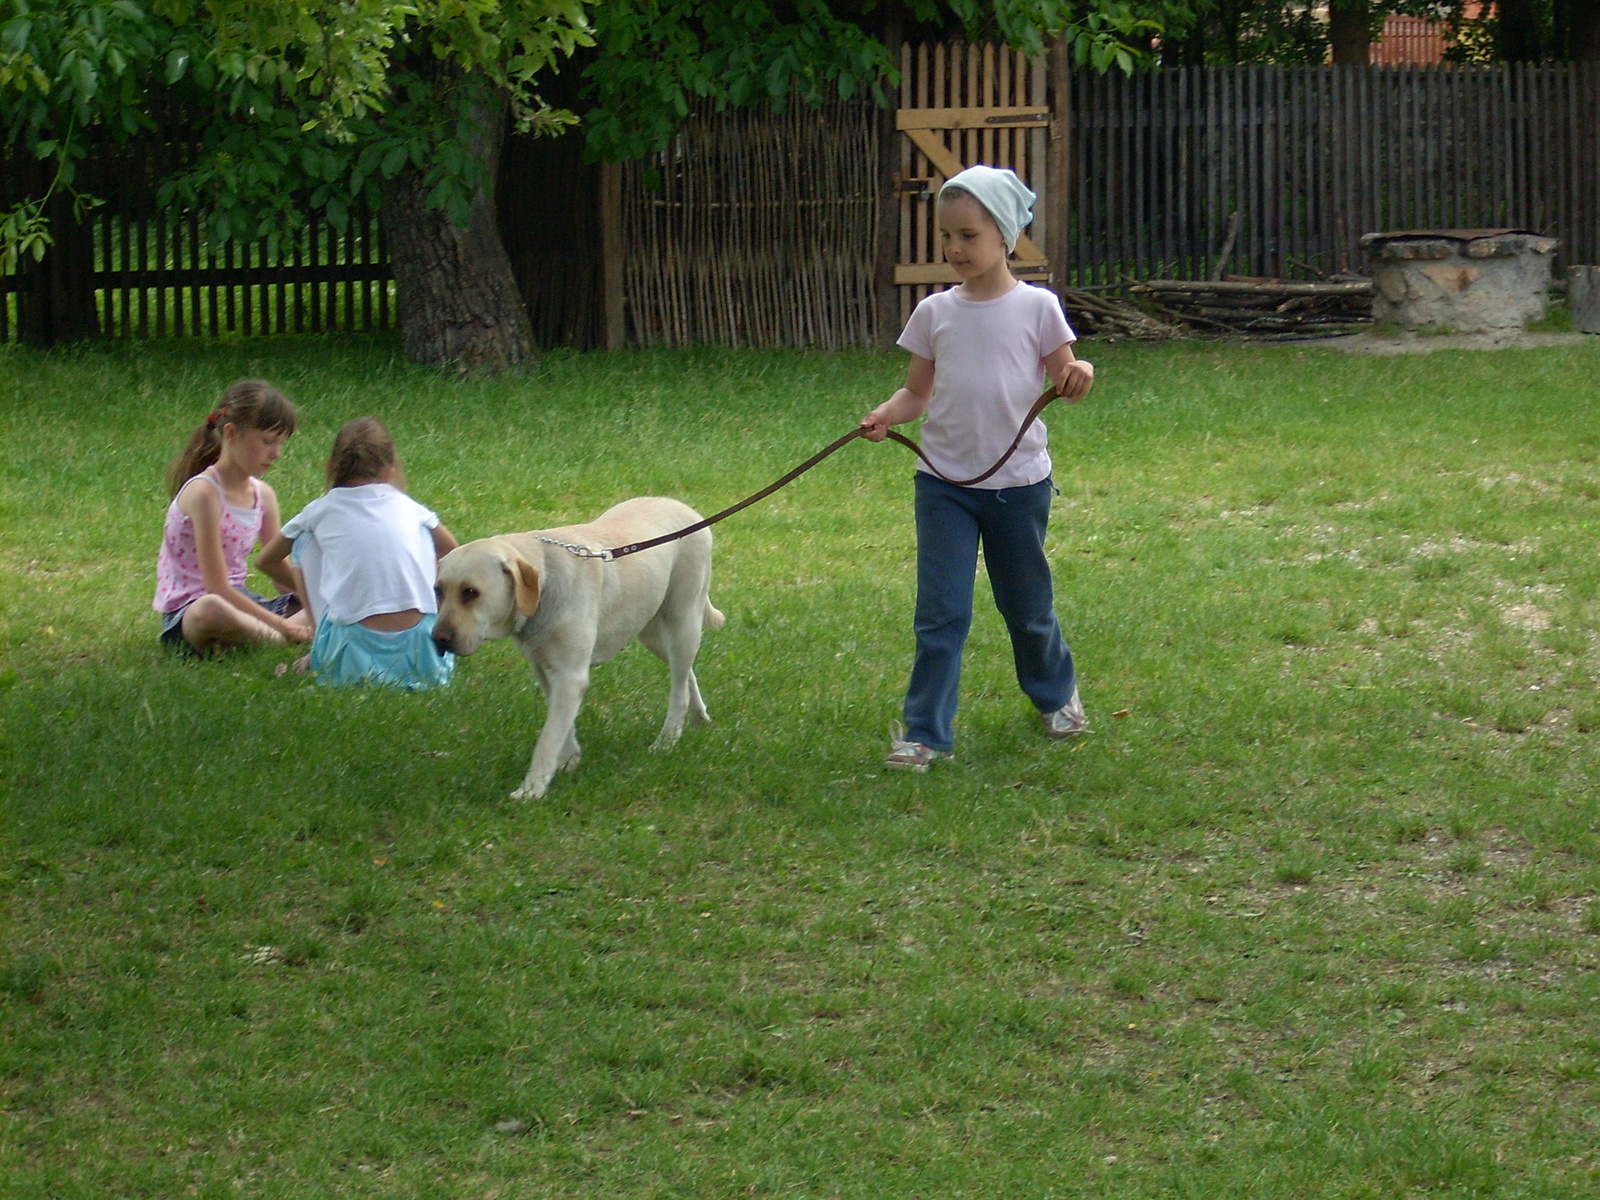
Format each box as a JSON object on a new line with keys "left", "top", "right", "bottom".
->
{"left": 166, "top": 379, "right": 296, "bottom": 496}
{"left": 326, "top": 416, "right": 401, "bottom": 489}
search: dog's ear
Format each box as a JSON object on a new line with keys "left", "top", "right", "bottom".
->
{"left": 510, "top": 553, "right": 542, "bottom": 618}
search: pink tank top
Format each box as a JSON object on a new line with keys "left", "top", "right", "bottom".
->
{"left": 153, "top": 469, "right": 264, "bottom": 614}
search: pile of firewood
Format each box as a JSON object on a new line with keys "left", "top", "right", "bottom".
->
{"left": 1056, "top": 286, "right": 1185, "bottom": 340}
{"left": 1129, "top": 275, "right": 1375, "bottom": 335}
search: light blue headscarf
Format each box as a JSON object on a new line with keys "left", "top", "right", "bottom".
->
{"left": 939, "top": 166, "right": 1036, "bottom": 253}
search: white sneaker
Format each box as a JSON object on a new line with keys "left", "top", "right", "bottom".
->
{"left": 884, "top": 721, "right": 953, "bottom": 772}
{"left": 1042, "top": 689, "right": 1089, "bottom": 738}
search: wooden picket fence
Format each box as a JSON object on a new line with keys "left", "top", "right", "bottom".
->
{"left": 0, "top": 207, "right": 394, "bottom": 343}
{"left": 92, "top": 210, "right": 394, "bottom": 338}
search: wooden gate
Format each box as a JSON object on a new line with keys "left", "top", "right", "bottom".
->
{"left": 894, "top": 42, "right": 1057, "bottom": 323}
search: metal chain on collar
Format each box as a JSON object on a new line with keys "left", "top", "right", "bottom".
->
{"left": 535, "top": 534, "right": 615, "bottom": 562}
{"left": 545, "top": 383, "right": 1063, "bottom": 564}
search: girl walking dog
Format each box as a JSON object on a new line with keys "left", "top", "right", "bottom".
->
{"left": 154, "top": 380, "right": 312, "bottom": 654}
{"left": 860, "top": 165, "right": 1095, "bottom": 771}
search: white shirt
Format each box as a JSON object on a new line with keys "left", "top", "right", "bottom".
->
{"left": 281, "top": 483, "right": 442, "bottom": 626}
{"left": 897, "top": 283, "right": 1075, "bottom": 489}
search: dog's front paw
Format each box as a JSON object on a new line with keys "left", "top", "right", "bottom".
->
{"left": 510, "top": 778, "right": 549, "bottom": 800}
{"left": 559, "top": 749, "right": 583, "bottom": 773}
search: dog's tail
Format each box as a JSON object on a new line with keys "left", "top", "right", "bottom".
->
{"left": 703, "top": 600, "right": 726, "bottom": 632}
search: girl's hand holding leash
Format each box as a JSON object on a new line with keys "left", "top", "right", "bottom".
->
{"left": 1054, "top": 358, "right": 1094, "bottom": 401}
{"left": 860, "top": 388, "right": 928, "bottom": 444}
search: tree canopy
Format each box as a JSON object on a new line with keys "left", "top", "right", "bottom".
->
{"left": 580, "top": 1, "right": 1159, "bottom": 162}
{"left": 3, "top": 0, "right": 1163, "bottom": 365}
{"left": 2, "top": 0, "right": 594, "bottom": 267}
{"left": 4, "top": 1, "right": 1157, "bottom": 256}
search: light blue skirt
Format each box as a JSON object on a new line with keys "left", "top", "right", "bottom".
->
{"left": 309, "top": 614, "right": 454, "bottom": 691}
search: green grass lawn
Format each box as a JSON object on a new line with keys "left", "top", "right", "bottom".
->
{"left": 4, "top": 333, "right": 1600, "bottom": 1198}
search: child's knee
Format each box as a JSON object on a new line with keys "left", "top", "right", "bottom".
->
{"left": 184, "top": 594, "right": 230, "bottom": 629}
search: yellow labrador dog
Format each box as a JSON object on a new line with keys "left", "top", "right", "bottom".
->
{"left": 433, "top": 497, "right": 725, "bottom": 799}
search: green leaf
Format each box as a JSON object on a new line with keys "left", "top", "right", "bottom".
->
{"left": 1, "top": 18, "right": 31, "bottom": 57}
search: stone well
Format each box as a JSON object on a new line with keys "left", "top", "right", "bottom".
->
{"left": 1361, "top": 228, "right": 1558, "bottom": 332}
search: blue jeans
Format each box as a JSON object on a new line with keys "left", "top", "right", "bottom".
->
{"left": 903, "top": 472, "right": 1076, "bottom": 752}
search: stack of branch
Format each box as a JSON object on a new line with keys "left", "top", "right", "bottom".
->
{"left": 1056, "top": 286, "right": 1183, "bottom": 340}
{"left": 1129, "top": 276, "right": 1374, "bottom": 335}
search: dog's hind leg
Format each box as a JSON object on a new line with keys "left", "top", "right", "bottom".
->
{"left": 639, "top": 614, "right": 707, "bottom": 752}
{"left": 683, "top": 667, "right": 711, "bottom": 727}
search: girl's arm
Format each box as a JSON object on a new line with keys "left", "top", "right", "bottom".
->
{"left": 179, "top": 483, "right": 302, "bottom": 636}
{"left": 254, "top": 482, "right": 297, "bottom": 594}
{"left": 256, "top": 531, "right": 295, "bottom": 595}
{"left": 1043, "top": 342, "right": 1094, "bottom": 402}
{"left": 861, "top": 354, "right": 936, "bottom": 442}
{"left": 259, "top": 530, "right": 318, "bottom": 630}
{"left": 431, "top": 523, "right": 459, "bottom": 559}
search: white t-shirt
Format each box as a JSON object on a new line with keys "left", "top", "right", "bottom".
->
{"left": 896, "top": 282, "right": 1075, "bottom": 489}
{"left": 281, "top": 483, "right": 442, "bottom": 626}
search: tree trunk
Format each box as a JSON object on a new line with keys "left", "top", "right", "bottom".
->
{"left": 875, "top": 11, "right": 903, "bottom": 349}
{"left": 1328, "top": 0, "right": 1371, "bottom": 66}
{"left": 17, "top": 160, "right": 99, "bottom": 347}
{"left": 1565, "top": 0, "right": 1600, "bottom": 61}
{"left": 382, "top": 91, "right": 535, "bottom": 374}
{"left": 1497, "top": 0, "right": 1542, "bottom": 61}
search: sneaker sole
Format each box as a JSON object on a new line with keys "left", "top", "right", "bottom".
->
{"left": 883, "top": 754, "right": 953, "bottom": 772}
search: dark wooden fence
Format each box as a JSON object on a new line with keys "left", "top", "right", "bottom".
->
{"left": 92, "top": 210, "right": 394, "bottom": 338}
{"left": 0, "top": 208, "right": 393, "bottom": 344}
{"left": 4, "top": 60, "right": 1598, "bottom": 347}
{"left": 1067, "top": 62, "right": 1600, "bottom": 288}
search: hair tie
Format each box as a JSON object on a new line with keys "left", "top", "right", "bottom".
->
{"left": 206, "top": 409, "right": 227, "bottom": 428}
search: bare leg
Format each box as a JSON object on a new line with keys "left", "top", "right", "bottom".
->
{"left": 181, "top": 594, "right": 284, "bottom": 653}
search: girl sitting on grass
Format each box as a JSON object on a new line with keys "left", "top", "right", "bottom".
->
{"left": 258, "top": 416, "right": 458, "bottom": 690}
{"left": 154, "top": 379, "right": 312, "bottom": 654}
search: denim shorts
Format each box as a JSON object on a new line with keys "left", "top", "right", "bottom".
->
{"left": 159, "top": 591, "right": 297, "bottom": 651}
{"left": 309, "top": 614, "right": 455, "bottom": 691}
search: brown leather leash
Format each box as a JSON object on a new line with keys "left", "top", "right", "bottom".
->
{"left": 571, "top": 383, "right": 1062, "bottom": 562}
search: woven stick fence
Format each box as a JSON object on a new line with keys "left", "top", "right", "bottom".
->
{"left": 618, "top": 99, "right": 881, "bottom": 350}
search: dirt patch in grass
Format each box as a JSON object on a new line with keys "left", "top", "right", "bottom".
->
{"left": 1327, "top": 330, "right": 1589, "bottom": 354}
